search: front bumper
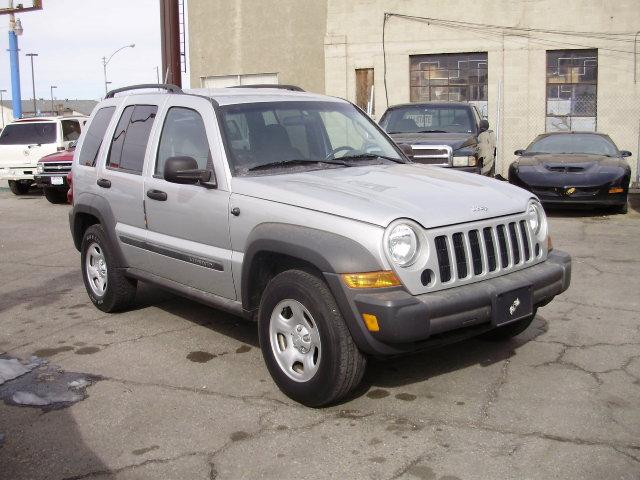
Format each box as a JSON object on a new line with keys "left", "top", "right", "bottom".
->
{"left": 326, "top": 250, "right": 571, "bottom": 356}
{"left": 34, "top": 173, "right": 70, "bottom": 189}
{"left": 0, "top": 167, "right": 37, "bottom": 181}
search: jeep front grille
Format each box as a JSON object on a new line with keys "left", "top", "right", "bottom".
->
{"left": 395, "top": 212, "right": 546, "bottom": 295}
{"left": 42, "top": 162, "right": 72, "bottom": 174}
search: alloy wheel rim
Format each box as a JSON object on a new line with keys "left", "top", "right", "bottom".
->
{"left": 269, "top": 299, "right": 321, "bottom": 382}
{"left": 85, "top": 242, "right": 108, "bottom": 297}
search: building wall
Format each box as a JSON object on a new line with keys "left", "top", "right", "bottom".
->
{"left": 325, "top": 0, "right": 640, "bottom": 181}
{"left": 188, "top": 0, "right": 328, "bottom": 93}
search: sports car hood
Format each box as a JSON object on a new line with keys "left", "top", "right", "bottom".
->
{"left": 516, "top": 153, "right": 626, "bottom": 169}
{"left": 232, "top": 164, "right": 532, "bottom": 228}
{"left": 387, "top": 132, "right": 477, "bottom": 150}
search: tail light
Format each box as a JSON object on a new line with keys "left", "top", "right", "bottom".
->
{"left": 67, "top": 171, "right": 73, "bottom": 204}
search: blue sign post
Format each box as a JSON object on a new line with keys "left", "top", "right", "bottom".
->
{"left": 8, "top": 28, "right": 22, "bottom": 119}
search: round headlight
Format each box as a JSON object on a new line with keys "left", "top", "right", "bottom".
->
{"left": 387, "top": 224, "right": 419, "bottom": 266}
{"left": 527, "top": 201, "right": 546, "bottom": 239}
{"left": 36, "top": 162, "right": 44, "bottom": 174}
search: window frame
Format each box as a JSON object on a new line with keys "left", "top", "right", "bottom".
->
{"left": 78, "top": 106, "right": 117, "bottom": 167}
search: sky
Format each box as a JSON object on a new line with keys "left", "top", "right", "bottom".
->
{"left": 0, "top": 0, "right": 188, "bottom": 102}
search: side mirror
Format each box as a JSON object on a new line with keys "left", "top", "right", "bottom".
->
{"left": 68, "top": 140, "right": 78, "bottom": 149}
{"left": 398, "top": 143, "right": 414, "bottom": 160}
{"left": 478, "top": 119, "right": 489, "bottom": 133}
{"left": 164, "top": 156, "right": 216, "bottom": 188}
{"left": 514, "top": 149, "right": 525, "bottom": 156}
{"left": 620, "top": 150, "right": 632, "bottom": 158}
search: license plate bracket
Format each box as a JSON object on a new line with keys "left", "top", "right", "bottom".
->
{"left": 493, "top": 285, "right": 533, "bottom": 326}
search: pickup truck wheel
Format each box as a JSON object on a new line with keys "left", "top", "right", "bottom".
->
{"left": 480, "top": 308, "right": 537, "bottom": 341}
{"left": 43, "top": 187, "right": 68, "bottom": 204}
{"left": 81, "top": 224, "right": 137, "bottom": 313}
{"left": 258, "top": 269, "right": 366, "bottom": 407}
{"left": 8, "top": 180, "right": 31, "bottom": 195}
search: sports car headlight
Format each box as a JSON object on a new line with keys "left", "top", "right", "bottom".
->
{"left": 527, "top": 200, "right": 547, "bottom": 241}
{"left": 387, "top": 223, "right": 419, "bottom": 267}
{"left": 36, "top": 163, "right": 44, "bottom": 174}
{"left": 452, "top": 156, "right": 477, "bottom": 167}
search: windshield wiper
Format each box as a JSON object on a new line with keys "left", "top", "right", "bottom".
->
{"left": 334, "top": 153, "right": 407, "bottom": 164}
{"left": 246, "top": 159, "right": 350, "bottom": 172}
{"left": 418, "top": 129, "right": 448, "bottom": 133}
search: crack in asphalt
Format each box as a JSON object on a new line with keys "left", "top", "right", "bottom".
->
{"left": 478, "top": 359, "right": 510, "bottom": 425}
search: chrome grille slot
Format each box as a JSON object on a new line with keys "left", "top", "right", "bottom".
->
{"left": 483, "top": 227, "right": 497, "bottom": 272}
{"left": 468, "top": 229, "right": 483, "bottom": 275}
{"left": 452, "top": 232, "right": 468, "bottom": 279}
{"left": 496, "top": 225, "right": 509, "bottom": 268}
{"left": 434, "top": 235, "right": 451, "bottom": 282}
{"left": 508, "top": 222, "right": 521, "bottom": 265}
{"left": 519, "top": 220, "right": 531, "bottom": 261}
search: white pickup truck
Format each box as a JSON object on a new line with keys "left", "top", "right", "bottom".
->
{"left": 0, "top": 115, "right": 86, "bottom": 195}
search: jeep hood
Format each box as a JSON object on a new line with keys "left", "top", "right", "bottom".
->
{"left": 232, "top": 164, "right": 532, "bottom": 228}
{"left": 388, "top": 132, "right": 477, "bottom": 151}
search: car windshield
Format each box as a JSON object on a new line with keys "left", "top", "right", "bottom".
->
{"left": 526, "top": 133, "right": 618, "bottom": 156}
{"left": 380, "top": 105, "right": 475, "bottom": 134}
{"left": 220, "top": 101, "right": 403, "bottom": 175}
{"left": 0, "top": 122, "right": 57, "bottom": 145}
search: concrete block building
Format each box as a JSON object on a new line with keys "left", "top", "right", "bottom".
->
{"left": 188, "top": 0, "right": 640, "bottom": 182}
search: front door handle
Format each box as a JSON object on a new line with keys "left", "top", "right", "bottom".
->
{"left": 146, "top": 189, "right": 167, "bottom": 201}
{"left": 96, "top": 178, "right": 111, "bottom": 188}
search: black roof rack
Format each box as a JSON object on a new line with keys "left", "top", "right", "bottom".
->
{"left": 228, "top": 84, "right": 305, "bottom": 92}
{"left": 105, "top": 84, "right": 183, "bottom": 99}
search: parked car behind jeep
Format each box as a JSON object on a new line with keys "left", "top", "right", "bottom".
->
{"left": 380, "top": 102, "right": 496, "bottom": 176}
{"left": 69, "top": 84, "right": 570, "bottom": 407}
{"left": 34, "top": 143, "right": 75, "bottom": 204}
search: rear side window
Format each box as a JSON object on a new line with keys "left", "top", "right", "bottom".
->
{"left": 156, "top": 107, "right": 211, "bottom": 176}
{"left": 78, "top": 107, "right": 115, "bottom": 166}
{"left": 107, "top": 104, "right": 158, "bottom": 173}
{"left": 61, "top": 120, "right": 81, "bottom": 141}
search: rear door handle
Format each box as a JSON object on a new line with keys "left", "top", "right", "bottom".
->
{"left": 146, "top": 189, "right": 167, "bottom": 201}
{"left": 96, "top": 178, "right": 111, "bottom": 188}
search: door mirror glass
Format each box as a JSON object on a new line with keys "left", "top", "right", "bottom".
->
{"left": 164, "top": 156, "right": 215, "bottom": 187}
{"left": 620, "top": 150, "right": 632, "bottom": 157}
{"left": 478, "top": 119, "right": 489, "bottom": 133}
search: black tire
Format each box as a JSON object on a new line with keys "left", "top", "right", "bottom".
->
{"left": 480, "top": 308, "right": 537, "bottom": 341}
{"left": 258, "top": 269, "right": 366, "bottom": 407}
{"left": 80, "top": 224, "right": 137, "bottom": 313}
{"left": 8, "top": 180, "right": 31, "bottom": 195}
{"left": 43, "top": 187, "right": 68, "bottom": 204}
{"left": 614, "top": 202, "right": 628, "bottom": 215}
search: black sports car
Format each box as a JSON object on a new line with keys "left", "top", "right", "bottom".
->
{"left": 509, "top": 132, "right": 632, "bottom": 214}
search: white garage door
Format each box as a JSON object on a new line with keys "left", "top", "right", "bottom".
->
{"left": 202, "top": 73, "right": 278, "bottom": 88}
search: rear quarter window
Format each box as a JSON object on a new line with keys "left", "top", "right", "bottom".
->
{"left": 107, "top": 105, "right": 158, "bottom": 173}
{"left": 78, "top": 107, "right": 116, "bottom": 167}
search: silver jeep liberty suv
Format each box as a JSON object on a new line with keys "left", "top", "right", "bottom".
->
{"left": 69, "top": 84, "right": 571, "bottom": 406}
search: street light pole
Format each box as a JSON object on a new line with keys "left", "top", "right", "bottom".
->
{"left": 50, "top": 85, "right": 57, "bottom": 116}
{"left": 0, "top": 89, "right": 6, "bottom": 128}
{"left": 102, "top": 44, "right": 135, "bottom": 96}
{"left": 26, "top": 53, "right": 38, "bottom": 116}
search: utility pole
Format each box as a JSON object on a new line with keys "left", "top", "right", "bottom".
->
{"left": 50, "top": 85, "right": 56, "bottom": 116}
{"left": 26, "top": 52, "right": 38, "bottom": 116}
{"left": 156, "top": 66, "right": 160, "bottom": 84}
{"left": 160, "top": 0, "right": 181, "bottom": 87}
{"left": 8, "top": 8, "right": 23, "bottom": 118}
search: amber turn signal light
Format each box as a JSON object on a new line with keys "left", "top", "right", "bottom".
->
{"left": 362, "top": 313, "right": 380, "bottom": 332}
{"left": 608, "top": 187, "right": 624, "bottom": 194}
{"left": 341, "top": 271, "right": 401, "bottom": 289}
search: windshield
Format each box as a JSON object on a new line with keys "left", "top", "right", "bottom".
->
{"left": 220, "top": 101, "right": 402, "bottom": 175}
{"left": 526, "top": 133, "right": 618, "bottom": 156}
{"left": 0, "top": 122, "right": 57, "bottom": 145}
{"left": 380, "top": 105, "right": 475, "bottom": 134}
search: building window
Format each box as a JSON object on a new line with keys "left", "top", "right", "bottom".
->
{"left": 546, "top": 49, "right": 597, "bottom": 132}
{"left": 410, "top": 52, "right": 488, "bottom": 116}
{"left": 355, "top": 68, "right": 374, "bottom": 114}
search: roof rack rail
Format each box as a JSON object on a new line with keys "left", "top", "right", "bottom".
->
{"left": 228, "top": 84, "right": 305, "bottom": 92}
{"left": 105, "top": 84, "right": 183, "bottom": 99}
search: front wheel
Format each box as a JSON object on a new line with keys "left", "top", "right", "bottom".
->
{"left": 258, "top": 269, "right": 366, "bottom": 407}
{"left": 8, "top": 180, "right": 31, "bottom": 195}
{"left": 81, "top": 224, "right": 137, "bottom": 312}
{"left": 43, "top": 187, "right": 68, "bottom": 204}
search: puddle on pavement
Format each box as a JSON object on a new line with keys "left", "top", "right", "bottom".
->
{"left": 32, "top": 346, "right": 74, "bottom": 357}
{"left": 0, "top": 355, "right": 100, "bottom": 411}
{"left": 366, "top": 388, "right": 390, "bottom": 399}
{"left": 235, "top": 345, "right": 251, "bottom": 354}
{"left": 186, "top": 351, "right": 216, "bottom": 363}
{"left": 75, "top": 347, "right": 100, "bottom": 355}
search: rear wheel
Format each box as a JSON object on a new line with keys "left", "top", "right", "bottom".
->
{"left": 258, "top": 269, "right": 366, "bottom": 407}
{"left": 481, "top": 308, "right": 537, "bottom": 341}
{"left": 613, "top": 202, "right": 628, "bottom": 215}
{"left": 81, "top": 224, "right": 137, "bottom": 312}
{"left": 8, "top": 180, "right": 31, "bottom": 195}
{"left": 43, "top": 187, "right": 68, "bottom": 204}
